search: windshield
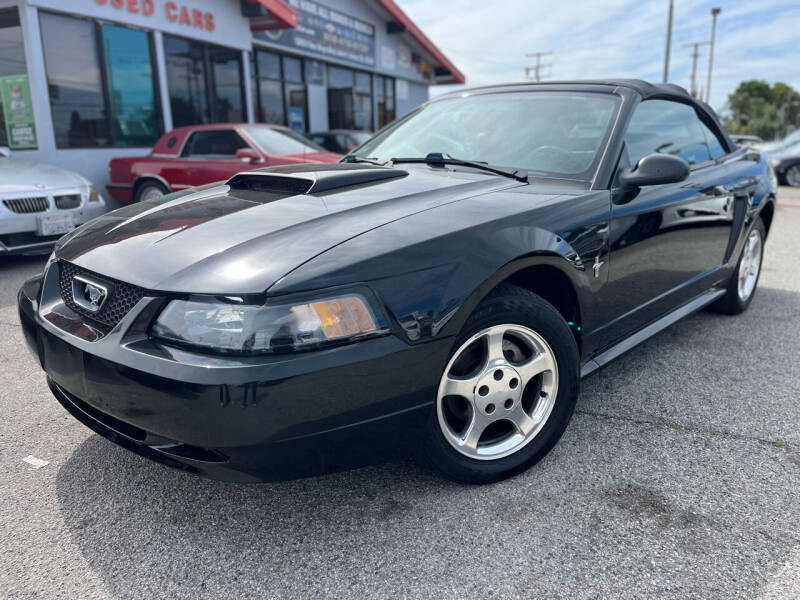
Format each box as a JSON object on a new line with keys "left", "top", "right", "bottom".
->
{"left": 355, "top": 91, "right": 620, "bottom": 179}
{"left": 351, "top": 131, "right": 372, "bottom": 145}
{"left": 244, "top": 126, "right": 326, "bottom": 155}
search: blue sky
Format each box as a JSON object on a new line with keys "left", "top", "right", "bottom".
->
{"left": 397, "top": 0, "right": 800, "bottom": 112}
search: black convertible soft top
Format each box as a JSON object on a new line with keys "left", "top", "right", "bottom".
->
{"left": 436, "top": 78, "right": 735, "bottom": 153}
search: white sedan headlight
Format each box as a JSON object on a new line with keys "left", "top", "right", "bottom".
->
{"left": 152, "top": 293, "right": 388, "bottom": 354}
{"left": 88, "top": 186, "right": 103, "bottom": 202}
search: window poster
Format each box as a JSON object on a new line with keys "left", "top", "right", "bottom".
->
{"left": 0, "top": 74, "right": 37, "bottom": 149}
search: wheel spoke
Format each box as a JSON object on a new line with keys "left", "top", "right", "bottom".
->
{"left": 485, "top": 329, "right": 506, "bottom": 360}
{"left": 459, "top": 413, "right": 490, "bottom": 450}
{"left": 516, "top": 352, "right": 556, "bottom": 382}
{"left": 441, "top": 373, "right": 479, "bottom": 399}
{"left": 509, "top": 408, "right": 537, "bottom": 436}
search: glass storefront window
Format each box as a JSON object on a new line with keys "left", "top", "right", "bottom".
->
{"left": 209, "top": 46, "right": 244, "bottom": 122}
{"left": 0, "top": 8, "right": 34, "bottom": 149}
{"left": 376, "top": 75, "right": 395, "bottom": 129}
{"left": 41, "top": 13, "right": 109, "bottom": 148}
{"left": 252, "top": 49, "right": 307, "bottom": 132}
{"left": 40, "top": 12, "right": 160, "bottom": 148}
{"left": 327, "top": 66, "right": 373, "bottom": 131}
{"left": 164, "top": 36, "right": 209, "bottom": 127}
{"left": 102, "top": 24, "right": 160, "bottom": 147}
{"left": 164, "top": 35, "right": 244, "bottom": 127}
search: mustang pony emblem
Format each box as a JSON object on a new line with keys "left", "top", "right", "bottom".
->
{"left": 71, "top": 275, "right": 108, "bottom": 313}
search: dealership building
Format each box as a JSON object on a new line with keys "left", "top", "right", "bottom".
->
{"left": 0, "top": 0, "right": 463, "bottom": 191}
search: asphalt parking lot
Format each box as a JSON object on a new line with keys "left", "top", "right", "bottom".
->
{"left": 1, "top": 189, "right": 799, "bottom": 600}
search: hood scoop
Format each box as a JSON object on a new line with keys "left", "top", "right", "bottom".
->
{"left": 227, "top": 165, "right": 408, "bottom": 195}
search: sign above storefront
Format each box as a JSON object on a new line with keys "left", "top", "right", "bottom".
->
{"left": 256, "top": 0, "right": 375, "bottom": 67}
{"left": 94, "top": 0, "right": 215, "bottom": 31}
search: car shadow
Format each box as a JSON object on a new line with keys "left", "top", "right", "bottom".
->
{"left": 55, "top": 435, "right": 455, "bottom": 598}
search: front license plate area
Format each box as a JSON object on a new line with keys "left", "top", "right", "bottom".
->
{"left": 37, "top": 214, "right": 74, "bottom": 236}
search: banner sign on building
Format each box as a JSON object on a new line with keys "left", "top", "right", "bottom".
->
{"left": 0, "top": 74, "right": 37, "bottom": 149}
{"left": 258, "top": 0, "right": 375, "bottom": 67}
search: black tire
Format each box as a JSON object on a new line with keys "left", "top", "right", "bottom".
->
{"left": 424, "top": 283, "right": 580, "bottom": 484}
{"left": 785, "top": 164, "right": 800, "bottom": 188}
{"left": 710, "top": 217, "right": 766, "bottom": 315}
{"left": 134, "top": 180, "right": 169, "bottom": 203}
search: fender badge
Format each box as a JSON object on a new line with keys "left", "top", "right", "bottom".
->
{"left": 593, "top": 255, "right": 604, "bottom": 278}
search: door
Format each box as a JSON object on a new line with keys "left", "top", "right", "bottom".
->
{"left": 164, "top": 129, "right": 252, "bottom": 188}
{"left": 597, "top": 99, "right": 735, "bottom": 346}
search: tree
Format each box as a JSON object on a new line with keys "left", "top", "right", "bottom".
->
{"left": 722, "top": 80, "right": 800, "bottom": 141}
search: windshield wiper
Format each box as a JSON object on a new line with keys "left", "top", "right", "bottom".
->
{"left": 390, "top": 153, "right": 528, "bottom": 182}
{"left": 341, "top": 155, "right": 387, "bottom": 166}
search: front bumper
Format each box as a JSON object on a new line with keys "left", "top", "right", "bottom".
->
{"left": 18, "top": 267, "right": 450, "bottom": 482}
{"left": 1, "top": 193, "right": 107, "bottom": 254}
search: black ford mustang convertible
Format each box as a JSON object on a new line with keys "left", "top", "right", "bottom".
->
{"left": 18, "top": 80, "right": 776, "bottom": 484}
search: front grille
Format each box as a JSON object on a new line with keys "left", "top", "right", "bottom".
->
{"left": 55, "top": 194, "right": 81, "bottom": 209}
{"left": 3, "top": 197, "right": 48, "bottom": 213}
{"left": 59, "top": 261, "right": 147, "bottom": 332}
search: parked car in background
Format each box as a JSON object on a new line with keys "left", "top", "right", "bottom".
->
{"left": 309, "top": 130, "right": 373, "bottom": 154}
{"left": 768, "top": 140, "right": 800, "bottom": 186}
{"left": 730, "top": 134, "right": 763, "bottom": 148}
{"left": 0, "top": 147, "right": 106, "bottom": 255}
{"left": 757, "top": 128, "right": 800, "bottom": 153}
{"left": 107, "top": 123, "right": 341, "bottom": 203}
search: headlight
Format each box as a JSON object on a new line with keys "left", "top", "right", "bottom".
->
{"left": 767, "top": 163, "right": 779, "bottom": 191}
{"left": 152, "top": 293, "right": 387, "bottom": 354}
{"left": 88, "top": 186, "right": 102, "bottom": 202}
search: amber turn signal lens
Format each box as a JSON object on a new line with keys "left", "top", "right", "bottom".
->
{"left": 310, "top": 296, "right": 377, "bottom": 339}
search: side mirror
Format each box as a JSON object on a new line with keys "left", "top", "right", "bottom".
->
{"left": 235, "top": 148, "right": 262, "bottom": 164}
{"left": 619, "top": 153, "right": 690, "bottom": 188}
{"left": 0, "top": 146, "right": 9, "bottom": 158}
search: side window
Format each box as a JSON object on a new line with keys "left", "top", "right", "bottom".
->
{"left": 698, "top": 120, "right": 727, "bottom": 159}
{"left": 182, "top": 130, "right": 247, "bottom": 157}
{"left": 625, "top": 100, "right": 711, "bottom": 167}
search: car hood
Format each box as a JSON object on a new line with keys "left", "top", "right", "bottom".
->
{"left": 0, "top": 157, "right": 88, "bottom": 194}
{"left": 56, "top": 163, "right": 522, "bottom": 294}
{"left": 280, "top": 151, "right": 342, "bottom": 163}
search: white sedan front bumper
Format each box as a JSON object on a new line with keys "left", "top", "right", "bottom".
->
{"left": 0, "top": 186, "right": 107, "bottom": 254}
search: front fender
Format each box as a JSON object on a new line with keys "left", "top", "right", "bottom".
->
{"left": 270, "top": 189, "right": 609, "bottom": 348}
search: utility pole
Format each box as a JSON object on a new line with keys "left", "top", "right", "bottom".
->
{"left": 663, "top": 0, "right": 674, "bottom": 82}
{"left": 524, "top": 52, "right": 553, "bottom": 82}
{"left": 705, "top": 7, "right": 721, "bottom": 103}
{"left": 682, "top": 41, "right": 710, "bottom": 98}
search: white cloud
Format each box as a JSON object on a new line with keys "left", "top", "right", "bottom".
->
{"left": 398, "top": 0, "right": 800, "bottom": 110}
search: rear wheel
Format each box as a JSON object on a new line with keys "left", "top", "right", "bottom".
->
{"left": 134, "top": 180, "right": 168, "bottom": 203}
{"left": 425, "top": 284, "right": 579, "bottom": 484}
{"left": 711, "top": 218, "right": 765, "bottom": 315}
{"left": 785, "top": 165, "right": 800, "bottom": 187}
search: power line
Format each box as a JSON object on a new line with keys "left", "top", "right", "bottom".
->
{"left": 524, "top": 52, "right": 553, "bottom": 82}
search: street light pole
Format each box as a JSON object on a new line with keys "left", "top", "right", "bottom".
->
{"left": 663, "top": 0, "right": 674, "bottom": 83}
{"left": 705, "top": 8, "right": 721, "bottom": 103}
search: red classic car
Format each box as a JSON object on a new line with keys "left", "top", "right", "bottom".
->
{"left": 107, "top": 123, "right": 341, "bottom": 203}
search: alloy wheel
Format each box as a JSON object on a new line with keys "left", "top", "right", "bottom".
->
{"left": 786, "top": 165, "right": 800, "bottom": 187}
{"left": 436, "top": 324, "right": 559, "bottom": 460}
{"left": 737, "top": 228, "right": 762, "bottom": 301}
{"left": 139, "top": 185, "right": 165, "bottom": 202}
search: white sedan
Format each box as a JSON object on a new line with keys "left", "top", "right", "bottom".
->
{"left": 0, "top": 147, "right": 107, "bottom": 255}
